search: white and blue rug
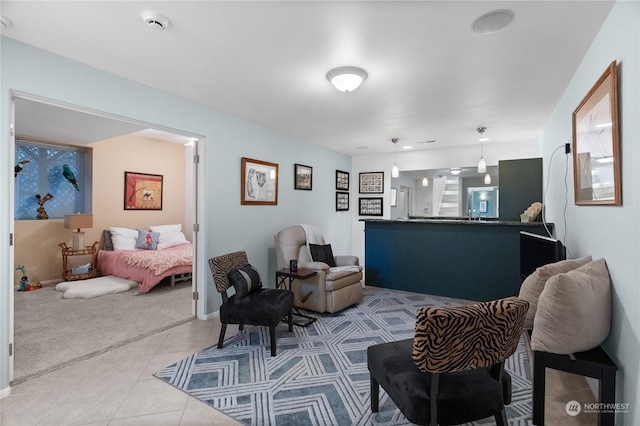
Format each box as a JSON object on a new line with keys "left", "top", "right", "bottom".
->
{"left": 154, "top": 287, "right": 532, "bottom": 425}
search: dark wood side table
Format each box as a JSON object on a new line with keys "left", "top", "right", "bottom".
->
{"left": 533, "top": 346, "right": 618, "bottom": 426}
{"left": 275, "top": 268, "right": 317, "bottom": 327}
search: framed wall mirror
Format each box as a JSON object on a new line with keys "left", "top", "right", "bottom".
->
{"left": 572, "top": 61, "right": 621, "bottom": 205}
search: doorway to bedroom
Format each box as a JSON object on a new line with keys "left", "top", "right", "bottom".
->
{"left": 9, "top": 94, "right": 205, "bottom": 385}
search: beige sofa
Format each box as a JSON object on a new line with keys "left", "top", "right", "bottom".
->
{"left": 274, "top": 225, "right": 364, "bottom": 313}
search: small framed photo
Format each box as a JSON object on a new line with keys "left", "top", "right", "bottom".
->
{"left": 124, "top": 171, "right": 163, "bottom": 210}
{"left": 241, "top": 157, "right": 278, "bottom": 205}
{"left": 479, "top": 200, "right": 487, "bottom": 213}
{"left": 359, "top": 172, "right": 384, "bottom": 194}
{"left": 294, "top": 163, "right": 313, "bottom": 190}
{"left": 336, "top": 170, "right": 350, "bottom": 191}
{"left": 336, "top": 192, "right": 349, "bottom": 211}
{"left": 359, "top": 197, "right": 383, "bottom": 216}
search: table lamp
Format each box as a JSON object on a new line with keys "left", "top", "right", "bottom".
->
{"left": 64, "top": 214, "right": 93, "bottom": 250}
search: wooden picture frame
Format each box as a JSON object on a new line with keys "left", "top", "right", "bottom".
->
{"left": 241, "top": 157, "right": 278, "bottom": 205}
{"left": 124, "top": 171, "right": 163, "bottom": 210}
{"left": 359, "top": 171, "right": 384, "bottom": 194}
{"left": 294, "top": 163, "right": 313, "bottom": 190}
{"left": 572, "top": 61, "right": 621, "bottom": 205}
{"left": 336, "top": 170, "right": 350, "bottom": 191}
{"left": 359, "top": 197, "right": 383, "bottom": 216}
{"left": 336, "top": 192, "right": 349, "bottom": 211}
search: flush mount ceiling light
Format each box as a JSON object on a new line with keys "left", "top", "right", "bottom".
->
{"left": 326, "top": 66, "right": 368, "bottom": 92}
{"left": 142, "top": 11, "right": 170, "bottom": 31}
{"left": 472, "top": 9, "right": 515, "bottom": 33}
{"left": 0, "top": 15, "right": 11, "bottom": 29}
{"left": 450, "top": 168, "right": 461, "bottom": 175}
{"left": 391, "top": 138, "right": 399, "bottom": 178}
{"left": 477, "top": 127, "right": 487, "bottom": 174}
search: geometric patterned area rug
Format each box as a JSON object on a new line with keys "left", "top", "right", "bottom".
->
{"left": 154, "top": 287, "right": 532, "bottom": 425}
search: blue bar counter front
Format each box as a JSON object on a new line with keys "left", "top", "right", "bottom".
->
{"left": 363, "top": 219, "right": 553, "bottom": 302}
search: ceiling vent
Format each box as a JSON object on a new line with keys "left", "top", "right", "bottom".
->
{"left": 142, "top": 11, "right": 170, "bottom": 31}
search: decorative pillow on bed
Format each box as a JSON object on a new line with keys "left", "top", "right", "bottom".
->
{"left": 110, "top": 227, "right": 138, "bottom": 251}
{"left": 135, "top": 230, "right": 160, "bottom": 250}
{"left": 228, "top": 264, "right": 263, "bottom": 302}
{"left": 156, "top": 231, "right": 189, "bottom": 250}
{"left": 150, "top": 224, "right": 181, "bottom": 233}
{"left": 310, "top": 244, "right": 337, "bottom": 267}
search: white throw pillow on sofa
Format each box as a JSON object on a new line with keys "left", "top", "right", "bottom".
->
{"left": 530, "top": 258, "right": 611, "bottom": 354}
{"left": 518, "top": 255, "right": 592, "bottom": 329}
{"left": 109, "top": 227, "right": 138, "bottom": 251}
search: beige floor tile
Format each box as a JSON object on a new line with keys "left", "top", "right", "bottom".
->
{"left": 180, "top": 405, "right": 243, "bottom": 425}
{"left": 112, "top": 378, "right": 188, "bottom": 419}
{"left": 107, "top": 410, "right": 183, "bottom": 425}
{"left": 139, "top": 352, "right": 195, "bottom": 381}
{"left": 0, "top": 391, "right": 60, "bottom": 426}
{"left": 76, "top": 353, "right": 153, "bottom": 387}
{"left": 102, "top": 332, "right": 170, "bottom": 359}
{"left": 8, "top": 357, "right": 94, "bottom": 395}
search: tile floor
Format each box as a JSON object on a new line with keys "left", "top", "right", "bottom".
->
{"left": 1, "top": 317, "right": 599, "bottom": 425}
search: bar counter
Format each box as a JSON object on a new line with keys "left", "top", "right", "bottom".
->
{"left": 363, "top": 218, "right": 553, "bottom": 301}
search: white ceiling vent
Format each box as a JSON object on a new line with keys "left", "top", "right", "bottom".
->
{"left": 142, "top": 11, "right": 170, "bottom": 31}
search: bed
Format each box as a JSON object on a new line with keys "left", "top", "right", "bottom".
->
{"left": 98, "top": 229, "right": 193, "bottom": 293}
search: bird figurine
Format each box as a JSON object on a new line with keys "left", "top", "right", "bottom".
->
{"left": 14, "top": 160, "right": 30, "bottom": 177}
{"left": 62, "top": 164, "right": 79, "bottom": 191}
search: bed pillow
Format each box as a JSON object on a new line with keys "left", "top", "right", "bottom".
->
{"left": 530, "top": 258, "right": 612, "bottom": 354}
{"left": 135, "top": 230, "right": 160, "bottom": 250}
{"left": 156, "top": 231, "right": 189, "bottom": 250}
{"left": 109, "top": 227, "right": 138, "bottom": 251}
{"left": 228, "top": 264, "right": 263, "bottom": 303}
{"left": 150, "top": 224, "right": 181, "bottom": 233}
{"left": 309, "top": 244, "right": 337, "bottom": 267}
{"left": 518, "top": 255, "right": 592, "bottom": 330}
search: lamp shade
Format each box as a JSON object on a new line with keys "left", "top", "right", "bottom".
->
{"left": 477, "top": 157, "right": 487, "bottom": 173}
{"left": 64, "top": 214, "right": 93, "bottom": 231}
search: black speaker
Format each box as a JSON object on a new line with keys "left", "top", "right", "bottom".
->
{"left": 289, "top": 260, "right": 297, "bottom": 271}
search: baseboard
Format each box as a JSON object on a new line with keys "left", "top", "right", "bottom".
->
{"left": 0, "top": 385, "right": 11, "bottom": 399}
{"left": 199, "top": 310, "right": 219, "bottom": 321}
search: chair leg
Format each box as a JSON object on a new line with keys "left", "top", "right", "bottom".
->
{"left": 430, "top": 373, "right": 440, "bottom": 426}
{"left": 288, "top": 307, "right": 293, "bottom": 332}
{"left": 495, "top": 408, "right": 508, "bottom": 426}
{"left": 370, "top": 374, "right": 379, "bottom": 412}
{"left": 217, "top": 323, "right": 227, "bottom": 349}
{"left": 239, "top": 323, "right": 244, "bottom": 331}
{"left": 270, "top": 325, "right": 277, "bottom": 357}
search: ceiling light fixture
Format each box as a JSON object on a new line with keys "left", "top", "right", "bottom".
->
{"left": 326, "top": 66, "right": 368, "bottom": 92}
{"left": 391, "top": 138, "right": 399, "bottom": 178}
{"left": 472, "top": 9, "right": 515, "bottom": 34}
{"left": 484, "top": 173, "right": 492, "bottom": 184}
{"left": 142, "top": 11, "right": 170, "bottom": 31}
{"left": 422, "top": 177, "right": 429, "bottom": 187}
{"left": 477, "top": 127, "right": 487, "bottom": 174}
{"left": 450, "top": 168, "right": 461, "bottom": 175}
{"left": 0, "top": 15, "right": 11, "bottom": 29}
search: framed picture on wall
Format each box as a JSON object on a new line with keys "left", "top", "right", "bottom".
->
{"left": 359, "top": 172, "right": 384, "bottom": 194}
{"left": 359, "top": 197, "right": 383, "bottom": 216}
{"left": 241, "top": 157, "right": 278, "bottom": 205}
{"left": 124, "top": 171, "right": 163, "bottom": 210}
{"left": 294, "top": 163, "right": 313, "bottom": 190}
{"left": 479, "top": 200, "right": 487, "bottom": 213}
{"left": 336, "top": 170, "right": 350, "bottom": 190}
{"left": 336, "top": 192, "right": 349, "bottom": 211}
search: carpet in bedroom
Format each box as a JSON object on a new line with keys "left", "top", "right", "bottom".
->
{"left": 13, "top": 279, "right": 193, "bottom": 384}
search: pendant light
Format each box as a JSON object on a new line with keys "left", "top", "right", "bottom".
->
{"left": 477, "top": 127, "right": 487, "bottom": 173}
{"left": 484, "top": 173, "right": 491, "bottom": 184}
{"left": 391, "top": 138, "right": 399, "bottom": 178}
{"left": 422, "top": 177, "right": 429, "bottom": 187}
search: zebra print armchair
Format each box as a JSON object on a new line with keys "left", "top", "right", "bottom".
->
{"left": 367, "top": 297, "right": 528, "bottom": 426}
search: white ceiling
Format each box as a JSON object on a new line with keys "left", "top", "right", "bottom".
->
{"left": 1, "top": 1, "right": 614, "bottom": 154}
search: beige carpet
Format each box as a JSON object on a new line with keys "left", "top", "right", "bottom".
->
{"left": 13, "top": 278, "right": 193, "bottom": 384}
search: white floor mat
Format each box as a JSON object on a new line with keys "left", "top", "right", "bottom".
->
{"left": 55, "top": 275, "right": 138, "bottom": 299}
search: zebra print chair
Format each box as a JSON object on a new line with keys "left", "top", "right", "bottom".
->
{"left": 367, "top": 297, "right": 529, "bottom": 426}
{"left": 209, "top": 251, "right": 294, "bottom": 356}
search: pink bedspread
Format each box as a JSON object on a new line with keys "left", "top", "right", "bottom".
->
{"left": 97, "top": 243, "right": 192, "bottom": 293}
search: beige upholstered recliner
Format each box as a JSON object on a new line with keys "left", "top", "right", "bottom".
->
{"left": 274, "top": 225, "right": 364, "bottom": 313}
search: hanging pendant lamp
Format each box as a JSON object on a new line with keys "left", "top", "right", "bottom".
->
{"left": 484, "top": 173, "right": 491, "bottom": 184}
{"left": 391, "top": 138, "right": 399, "bottom": 178}
{"left": 422, "top": 176, "right": 429, "bottom": 187}
{"left": 477, "top": 127, "right": 487, "bottom": 173}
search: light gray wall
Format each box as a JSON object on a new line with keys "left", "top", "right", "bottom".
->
{"left": 542, "top": 1, "right": 640, "bottom": 423}
{"left": 0, "top": 37, "right": 352, "bottom": 391}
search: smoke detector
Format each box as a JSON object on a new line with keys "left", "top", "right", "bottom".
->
{"left": 142, "top": 11, "right": 170, "bottom": 31}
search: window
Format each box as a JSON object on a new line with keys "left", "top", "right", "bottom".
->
{"left": 14, "top": 140, "right": 92, "bottom": 220}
